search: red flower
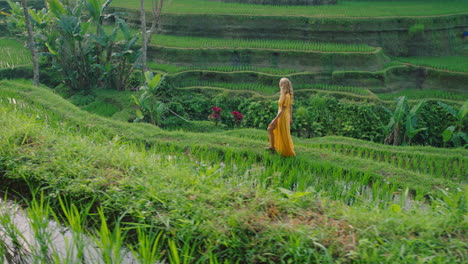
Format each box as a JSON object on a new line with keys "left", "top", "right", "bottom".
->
{"left": 212, "top": 106, "right": 222, "bottom": 113}
{"left": 232, "top": 111, "right": 243, "bottom": 121}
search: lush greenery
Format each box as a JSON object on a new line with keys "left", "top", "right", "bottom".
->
{"left": 396, "top": 56, "right": 468, "bottom": 73}
{"left": 150, "top": 63, "right": 303, "bottom": 75}
{"left": 5, "top": 0, "right": 141, "bottom": 91}
{"left": 0, "top": 0, "right": 466, "bottom": 262}
{"left": 0, "top": 38, "right": 31, "bottom": 69}
{"left": 1, "top": 79, "right": 466, "bottom": 263}
{"left": 377, "top": 88, "right": 468, "bottom": 102}
{"left": 149, "top": 34, "right": 375, "bottom": 52}
{"left": 112, "top": 0, "right": 468, "bottom": 17}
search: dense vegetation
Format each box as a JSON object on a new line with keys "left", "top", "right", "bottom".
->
{"left": 0, "top": 38, "right": 30, "bottom": 69}
{"left": 0, "top": 0, "right": 466, "bottom": 263}
{"left": 112, "top": 0, "right": 468, "bottom": 17}
{"left": 1, "top": 79, "right": 467, "bottom": 263}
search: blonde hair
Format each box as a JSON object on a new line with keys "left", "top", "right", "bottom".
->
{"left": 279, "top": 77, "right": 294, "bottom": 103}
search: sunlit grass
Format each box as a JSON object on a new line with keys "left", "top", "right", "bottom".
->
{"left": 174, "top": 79, "right": 371, "bottom": 96}
{"left": 395, "top": 56, "right": 468, "bottom": 73}
{"left": 149, "top": 34, "right": 375, "bottom": 52}
{"left": 0, "top": 38, "right": 31, "bottom": 69}
{"left": 149, "top": 62, "right": 302, "bottom": 75}
{"left": 112, "top": 0, "right": 468, "bottom": 17}
{"left": 0, "top": 79, "right": 466, "bottom": 263}
{"left": 377, "top": 89, "right": 468, "bottom": 102}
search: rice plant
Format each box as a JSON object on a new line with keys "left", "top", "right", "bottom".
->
{"left": 175, "top": 80, "right": 372, "bottom": 98}
{"left": 395, "top": 56, "right": 468, "bottom": 73}
{"left": 377, "top": 89, "right": 468, "bottom": 102}
{"left": 111, "top": 0, "right": 468, "bottom": 17}
{"left": 308, "top": 139, "right": 466, "bottom": 180}
{"left": 0, "top": 38, "right": 31, "bottom": 69}
{"left": 150, "top": 34, "right": 375, "bottom": 52}
{"left": 296, "top": 83, "right": 371, "bottom": 96}
{"left": 0, "top": 79, "right": 466, "bottom": 263}
{"left": 175, "top": 80, "right": 277, "bottom": 94}
{"left": 149, "top": 62, "right": 301, "bottom": 75}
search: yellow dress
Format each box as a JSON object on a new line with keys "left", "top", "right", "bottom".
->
{"left": 273, "top": 93, "right": 296, "bottom": 157}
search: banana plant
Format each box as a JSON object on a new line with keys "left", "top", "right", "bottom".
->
{"left": 384, "top": 96, "right": 426, "bottom": 146}
{"left": 405, "top": 100, "right": 427, "bottom": 145}
{"left": 384, "top": 96, "right": 407, "bottom": 145}
{"left": 438, "top": 100, "right": 468, "bottom": 147}
{"left": 5, "top": 0, "right": 140, "bottom": 92}
{"left": 133, "top": 72, "right": 167, "bottom": 125}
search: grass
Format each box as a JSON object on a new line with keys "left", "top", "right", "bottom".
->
{"left": 67, "top": 89, "right": 137, "bottom": 121}
{"left": 305, "top": 136, "right": 466, "bottom": 180}
{"left": 396, "top": 56, "right": 468, "bottom": 73}
{"left": 377, "top": 89, "right": 468, "bottom": 102}
{"left": 174, "top": 79, "right": 372, "bottom": 97}
{"left": 149, "top": 62, "right": 303, "bottom": 75}
{"left": 112, "top": 0, "right": 468, "bottom": 17}
{"left": 0, "top": 38, "right": 31, "bottom": 69}
{"left": 104, "top": 24, "right": 375, "bottom": 52}
{"left": 0, "top": 79, "right": 466, "bottom": 263}
{"left": 148, "top": 34, "right": 375, "bottom": 52}
{"left": 1, "top": 79, "right": 465, "bottom": 200}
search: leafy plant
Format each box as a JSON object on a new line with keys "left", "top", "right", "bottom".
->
{"left": 404, "top": 100, "right": 426, "bottom": 145}
{"left": 208, "top": 106, "right": 222, "bottom": 125}
{"left": 438, "top": 101, "right": 468, "bottom": 147}
{"left": 384, "top": 96, "right": 426, "bottom": 146}
{"left": 133, "top": 71, "right": 167, "bottom": 125}
{"left": 4, "top": 0, "right": 141, "bottom": 91}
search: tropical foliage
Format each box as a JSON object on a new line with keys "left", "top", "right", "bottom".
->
{"left": 111, "top": 0, "right": 468, "bottom": 17}
{"left": 4, "top": 0, "right": 141, "bottom": 91}
{"left": 0, "top": 79, "right": 466, "bottom": 263}
{"left": 438, "top": 101, "right": 468, "bottom": 147}
{"left": 133, "top": 72, "right": 167, "bottom": 125}
{"left": 384, "top": 96, "right": 426, "bottom": 146}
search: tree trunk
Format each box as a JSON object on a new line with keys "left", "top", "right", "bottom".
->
{"left": 148, "top": 0, "right": 164, "bottom": 43}
{"left": 21, "top": 0, "right": 39, "bottom": 86}
{"left": 140, "top": 0, "right": 148, "bottom": 72}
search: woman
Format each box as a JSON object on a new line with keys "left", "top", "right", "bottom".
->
{"left": 265, "top": 78, "right": 296, "bottom": 157}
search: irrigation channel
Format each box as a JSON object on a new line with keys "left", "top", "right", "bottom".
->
{"left": 0, "top": 198, "right": 138, "bottom": 264}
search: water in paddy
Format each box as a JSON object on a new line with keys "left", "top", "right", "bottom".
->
{"left": 0, "top": 198, "right": 137, "bottom": 264}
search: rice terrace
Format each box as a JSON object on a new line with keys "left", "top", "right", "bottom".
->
{"left": 0, "top": 0, "right": 467, "bottom": 263}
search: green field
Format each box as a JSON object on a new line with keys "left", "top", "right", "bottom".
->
{"left": 149, "top": 62, "right": 303, "bottom": 75}
{"left": 0, "top": 79, "right": 466, "bottom": 263}
{"left": 396, "top": 56, "right": 468, "bottom": 73}
{"left": 0, "top": 0, "right": 467, "bottom": 262}
{"left": 377, "top": 88, "right": 468, "bottom": 102}
{"left": 112, "top": 0, "right": 468, "bottom": 17}
{"left": 174, "top": 79, "right": 372, "bottom": 97}
{"left": 0, "top": 38, "right": 31, "bottom": 69}
{"left": 149, "top": 34, "right": 375, "bottom": 52}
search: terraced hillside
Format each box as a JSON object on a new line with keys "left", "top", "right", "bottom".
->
{"left": 105, "top": 0, "right": 468, "bottom": 105}
{"left": 1, "top": 0, "right": 467, "bottom": 103}
{"left": 0, "top": 0, "right": 467, "bottom": 262}
{"left": 1, "top": 79, "right": 467, "bottom": 263}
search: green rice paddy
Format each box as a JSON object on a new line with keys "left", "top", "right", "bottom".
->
{"left": 396, "top": 56, "right": 468, "bottom": 73}
{"left": 112, "top": 0, "right": 468, "bottom": 17}
{"left": 377, "top": 88, "right": 468, "bottom": 102}
{"left": 0, "top": 1, "right": 466, "bottom": 261}
{"left": 0, "top": 38, "right": 31, "bottom": 69}
{"left": 0, "top": 79, "right": 466, "bottom": 263}
{"left": 150, "top": 34, "right": 375, "bottom": 52}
